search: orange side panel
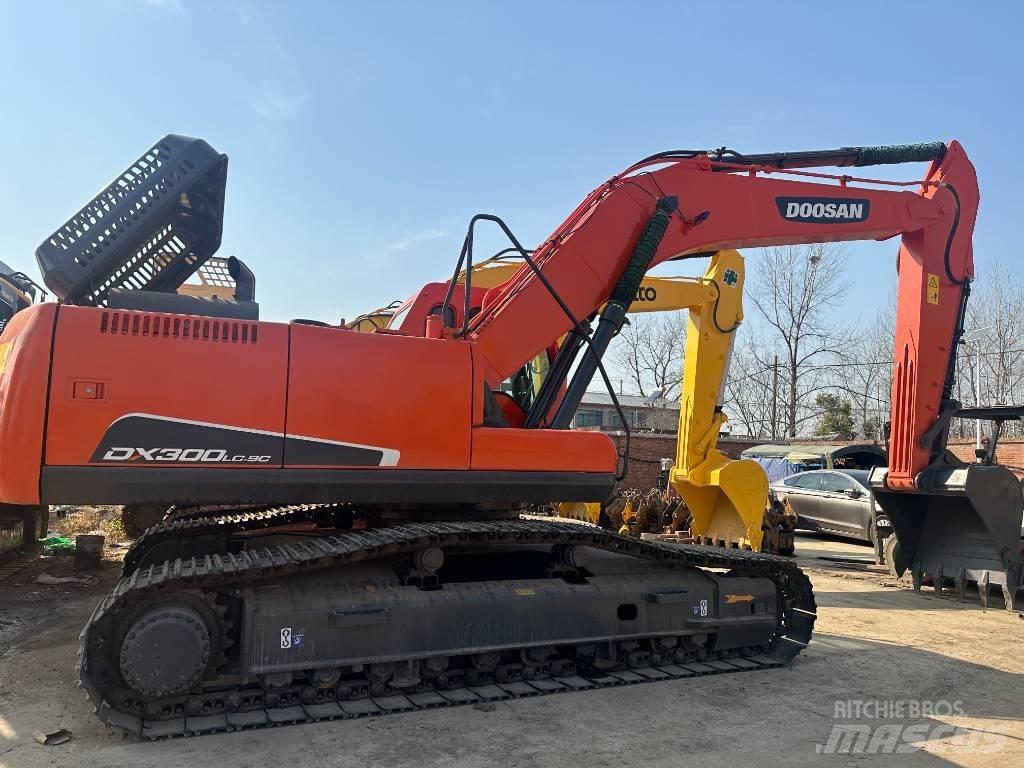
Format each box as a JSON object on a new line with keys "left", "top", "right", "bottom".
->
{"left": 286, "top": 325, "right": 473, "bottom": 469}
{"left": 45, "top": 306, "right": 289, "bottom": 466}
{"left": 470, "top": 427, "right": 617, "bottom": 473}
{"left": 0, "top": 303, "right": 57, "bottom": 503}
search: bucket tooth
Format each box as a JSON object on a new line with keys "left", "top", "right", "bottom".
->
{"left": 954, "top": 569, "right": 967, "bottom": 603}
{"left": 870, "top": 463, "right": 1024, "bottom": 611}
{"left": 1001, "top": 585, "right": 1017, "bottom": 612}
{"left": 911, "top": 568, "right": 923, "bottom": 593}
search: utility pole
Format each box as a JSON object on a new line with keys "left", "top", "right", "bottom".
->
{"left": 877, "top": 380, "right": 884, "bottom": 444}
{"left": 770, "top": 355, "right": 779, "bottom": 440}
{"left": 974, "top": 342, "right": 982, "bottom": 454}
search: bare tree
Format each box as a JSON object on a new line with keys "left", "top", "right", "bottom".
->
{"left": 830, "top": 296, "right": 894, "bottom": 440}
{"left": 611, "top": 312, "right": 687, "bottom": 401}
{"left": 954, "top": 258, "right": 1024, "bottom": 437}
{"left": 747, "top": 244, "right": 849, "bottom": 437}
{"left": 723, "top": 328, "right": 785, "bottom": 439}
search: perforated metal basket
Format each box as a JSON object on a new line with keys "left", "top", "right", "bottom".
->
{"left": 35, "top": 134, "right": 228, "bottom": 306}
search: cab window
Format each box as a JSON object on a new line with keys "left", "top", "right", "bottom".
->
{"left": 500, "top": 361, "right": 536, "bottom": 413}
{"left": 498, "top": 351, "right": 552, "bottom": 415}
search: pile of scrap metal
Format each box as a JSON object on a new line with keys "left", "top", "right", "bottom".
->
{"left": 572, "top": 487, "right": 795, "bottom": 555}
{"left": 604, "top": 489, "right": 685, "bottom": 537}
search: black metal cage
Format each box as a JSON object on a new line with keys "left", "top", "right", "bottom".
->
{"left": 35, "top": 134, "right": 228, "bottom": 306}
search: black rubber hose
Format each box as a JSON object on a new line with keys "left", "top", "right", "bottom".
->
{"left": 552, "top": 197, "right": 679, "bottom": 435}
{"left": 608, "top": 196, "right": 678, "bottom": 308}
{"left": 848, "top": 142, "right": 947, "bottom": 167}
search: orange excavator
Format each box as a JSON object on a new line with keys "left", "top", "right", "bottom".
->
{"left": 0, "top": 135, "right": 1009, "bottom": 737}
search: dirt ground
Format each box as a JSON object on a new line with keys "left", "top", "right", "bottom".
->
{"left": 1, "top": 533, "right": 1021, "bottom": 768}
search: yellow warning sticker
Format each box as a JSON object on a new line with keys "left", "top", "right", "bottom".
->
{"left": 514, "top": 588, "right": 535, "bottom": 596}
{"left": 927, "top": 273, "right": 940, "bottom": 305}
{"left": 0, "top": 342, "right": 12, "bottom": 375}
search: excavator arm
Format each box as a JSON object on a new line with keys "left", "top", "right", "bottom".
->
{"left": 667, "top": 250, "right": 768, "bottom": 550}
{"left": 466, "top": 141, "right": 977, "bottom": 492}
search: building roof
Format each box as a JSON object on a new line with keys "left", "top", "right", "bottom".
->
{"left": 579, "top": 391, "right": 679, "bottom": 410}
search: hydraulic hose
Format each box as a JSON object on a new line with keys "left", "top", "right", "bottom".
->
{"left": 551, "top": 196, "right": 678, "bottom": 429}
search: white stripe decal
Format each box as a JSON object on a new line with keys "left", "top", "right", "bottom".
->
{"left": 108, "top": 412, "right": 401, "bottom": 466}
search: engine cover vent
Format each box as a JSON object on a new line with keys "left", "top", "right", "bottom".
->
{"left": 99, "top": 311, "right": 258, "bottom": 344}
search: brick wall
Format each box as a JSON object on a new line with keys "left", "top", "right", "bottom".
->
{"left": 608, "top": 433, "right": 673, "bottom": 490}
{"left": 947, "top": 439, "right": 1024, "bottom": 468}
{"left": 606, "top": 434, "right": 769, "bottom": 490}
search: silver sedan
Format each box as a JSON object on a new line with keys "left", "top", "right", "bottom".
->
{"left": 769, "top": 468, "right": 885, "bottom": 543}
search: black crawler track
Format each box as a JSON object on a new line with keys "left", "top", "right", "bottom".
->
{"left": 83, "top": 513, "right": 816, "bottom": 739}
{"left": 121, "top": 504, "right": 345, "bottom": 575}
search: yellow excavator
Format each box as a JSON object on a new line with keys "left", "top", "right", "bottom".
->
{"left": 352, "top": 249, "right": 776, "bottom": 553}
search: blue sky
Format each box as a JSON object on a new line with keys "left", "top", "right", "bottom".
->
{"left": 1, "top": 0, "right": 1020, "bottom": 331}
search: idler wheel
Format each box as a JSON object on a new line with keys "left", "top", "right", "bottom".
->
{"left": 119, "top": 605, "right": 212, "bottom": 697}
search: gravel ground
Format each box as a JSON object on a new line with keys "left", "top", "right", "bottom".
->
{"left": 0, "top": 533, "right": 1020, "bottom": 768}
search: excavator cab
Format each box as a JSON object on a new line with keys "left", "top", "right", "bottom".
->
{"left": 870, "top": 407, "right": 1024, "bottom": 609}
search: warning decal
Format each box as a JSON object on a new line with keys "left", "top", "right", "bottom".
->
{"left": 927, "top": 273, "right": 940, "bottom": 305}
